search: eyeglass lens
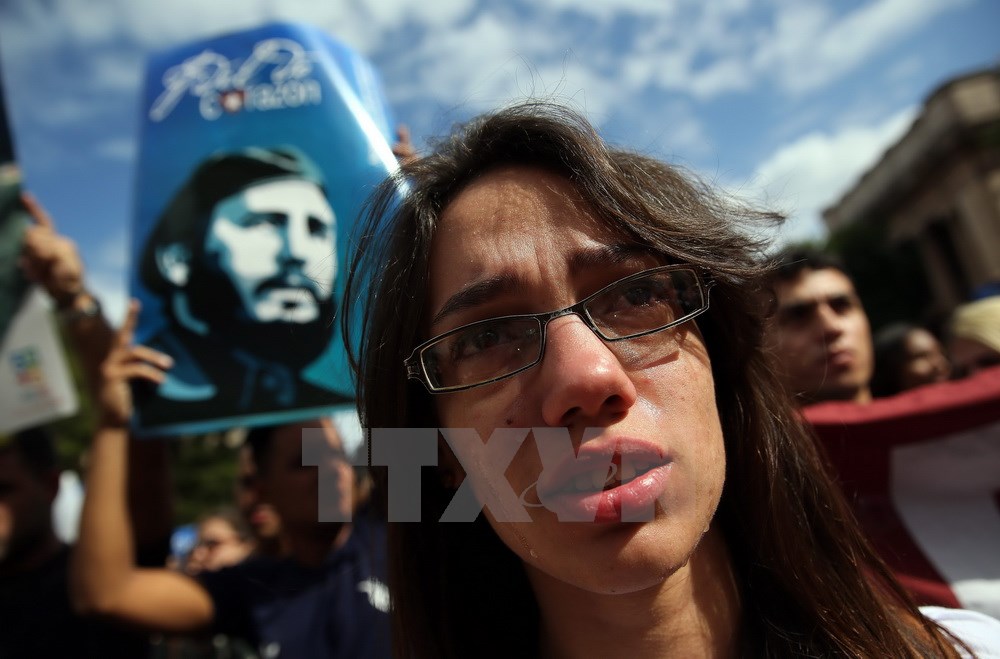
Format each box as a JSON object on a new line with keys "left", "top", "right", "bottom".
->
{"left": 420, "top": 267, "right": 704, "bottom": 390}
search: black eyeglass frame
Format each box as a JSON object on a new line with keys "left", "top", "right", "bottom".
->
{"left": 404, "top": 264, "right": 713, "bottom": 393}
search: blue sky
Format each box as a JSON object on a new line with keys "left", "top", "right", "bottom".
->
{"left": 1, "top": 0, "right": 997, "bottom": 323}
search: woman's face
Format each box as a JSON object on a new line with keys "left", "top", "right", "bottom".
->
{"left": 426, "top": 166, "right": 726, "bottom": 595}
{"left": 899, "top": 328, "right": 950, "bottom": 390}
{"left": 186, "top": 517, "right": 251, "bottom": 574}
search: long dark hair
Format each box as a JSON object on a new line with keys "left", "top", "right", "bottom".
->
{"left": 344, "top": 102, "right": 965, "bottom": 658}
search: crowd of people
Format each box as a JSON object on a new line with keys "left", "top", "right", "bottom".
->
{"left": 2, "top": 102, "right": 999, "bottom": 658}
{"left": 763, "top": 246, "right": 1000, "bottom": 406}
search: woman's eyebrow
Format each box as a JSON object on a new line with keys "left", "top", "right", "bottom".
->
{"left": 568, "top": 243, "right": 656, "bottom": 272}
{"left": 430, "top": 245, "right": 655, "bottom": 327}
{"left": 430, "top": 273, "right": 523, "bottom": 327}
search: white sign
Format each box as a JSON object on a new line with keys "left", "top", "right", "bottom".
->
{"left": 0, "top": 287, "right": 78, "bottom": 433}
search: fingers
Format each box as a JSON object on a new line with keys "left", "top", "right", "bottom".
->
{"left": 117, "top": 299, "right": 141, "bottom": 347}
{"left": 20, "top": 191, "right": 55, "bottom": 229}
{"left": 111, "top": 355, "right": 169, "bottom": 386}
{"left": 107, "top": 301, "right": 172, "bottom": 384}
{"left": 392, "top": 124, "right": 417, "bottom": 164}
{"left": 19, "top": 202, "right": 85, "bottom": 304}
{"left": 130, "top": 344, "right": 174, "bottom": 371}
{"left": 18, "top": 229, "right": 57, "bottom": 285}
{"left": 98, "top": 342, "right": 167, "bottom": 429}
{"left": 97, "top": 301, "right": 170, "bottom": 426}
{"left": 20, "top": 223, "right": 54, "bottom": 258}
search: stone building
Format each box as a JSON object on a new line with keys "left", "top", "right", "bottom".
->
{"left": 823, "top": 67, "right": 1000, "bottom": 315}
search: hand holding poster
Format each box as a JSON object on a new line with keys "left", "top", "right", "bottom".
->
{"left": 131, "top": 23, "right": 399, "bottom": 436}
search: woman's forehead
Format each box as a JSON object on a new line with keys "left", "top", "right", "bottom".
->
{"left": 432, "top": 166, "right": 618, "bottom": 258}
{"left": 424, "top": 166, "right": 659, "bottom": 328}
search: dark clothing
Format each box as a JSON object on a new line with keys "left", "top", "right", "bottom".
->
{"left": 0, "top": 545, "right": 149, "bottom": 659}
{"left": 135, "top": 325, "right": 350, "bottom": 433}
{"left": 197, "top": 517, "right": 390, "bottom": 659}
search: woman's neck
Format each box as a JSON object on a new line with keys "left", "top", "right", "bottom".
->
{"left": 530, "top": 525, "right": 741, "bottom": 659}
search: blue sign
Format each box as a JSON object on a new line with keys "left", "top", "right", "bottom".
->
{"left": 131, "top": 23, "right": 397, "bottom": 436}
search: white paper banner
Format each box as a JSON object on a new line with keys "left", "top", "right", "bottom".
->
{"left": 0, "top": 287, "right": 78, "bottom": 433}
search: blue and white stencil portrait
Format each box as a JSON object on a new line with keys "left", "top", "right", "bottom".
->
{"left": 130, "top": 22, "right": 397, "bottom": 436}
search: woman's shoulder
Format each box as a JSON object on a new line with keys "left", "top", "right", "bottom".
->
{"left": 922, "top": 606, "right": 1000, "bottom": 658}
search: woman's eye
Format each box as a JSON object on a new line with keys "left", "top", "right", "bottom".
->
{"left": 451, "top": 322, "right": 536, "bottom": 360}
{"left": 623, "top": 284, "right": 658, "bottom": 306}
{"left": 469, "top": 328, "right": 502, "bottom": 350}
{"left": 452, "top": 325, "right": 506, "bottom": 358}
{"left": 612, "top": 282, "right": 671, "bottom": 311}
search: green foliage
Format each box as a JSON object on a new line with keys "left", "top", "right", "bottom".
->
{"left": 825, "top": 216, "right": 930, "bottom": 332}
{"left": 47, "top": 324, "right": 98, "bottom": 471}
{"left": 169, "top": 433, "right": 240, "bottom": 525}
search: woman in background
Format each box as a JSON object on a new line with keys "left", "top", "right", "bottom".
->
{"left": 872, "top": 323, "right": 951, "bottom": 397}
{"left": 183, "top": 507, "right": 254, "bottom": 576}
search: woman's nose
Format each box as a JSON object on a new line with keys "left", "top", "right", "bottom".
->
{"left": 537, "top": 315, "right": 638, "bottom": 428}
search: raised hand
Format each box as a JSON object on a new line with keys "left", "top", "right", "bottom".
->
{"left": 392, "top": 124, "right": 418, "bottom": 165}
{"left": 18, "top": 192, "right": 86, "bottom": 308}
{"left": 97, "top": 300, "right": 173, "bottom": 429}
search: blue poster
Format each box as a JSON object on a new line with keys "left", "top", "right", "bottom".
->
{"left": 131, "top": 22, "right": 397, "bottom": 436}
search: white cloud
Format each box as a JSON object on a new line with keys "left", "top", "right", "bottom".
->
{"left": 754, "top": 0, "right": 971, "bottom": 94}
{"left": 688, "top": 58, "right": 754, "bottom": 99}
{"left": 87, "top": 52, "right": 145, "bottom": 91}
{"left": 616, "top": 0, "right": 970, "bottom": 100}
{"left": 539, "top": 0, "right": 682, "bottom": 20}
{"left": 0, "top": 0, "right": 477, "bottom": 64}
{"left": 1, "top": 0, "right": 975, "bottom": 125}
{"left": 487, "top": 0, "right": 970, "bottom": 105}
{"left": 744, "top": 104, "right": 918, "bottom": 246}
{"left": 658, "top": 110, "right": 713, "bottom": 158}
{"left": 528, "top": 55, "right": 631, "bottom": 118}
{"left": 0, "top": 0, "right": 987, "bottom": 264}
{"left": 29, "top": 98, "right": 103, "bottom": 127}
{"left": 604, "top": 97, "right": 713, "bottom": 161}
{"left": 887, "top": 54, "right": 923, "bottom": 84}
{"left": 88, "top": 269, "right": 129, "bottom": 327}
{"left": 377, "top": 5, "right": 703, "bottom": 133}
{"left": 2, "top": 1, "right": 267, "bottom": 53}
{"left": 96, "top": 231, "right": 131, "bottom": 272}
{"left": 383, "top": 11, "right": 540, "bottom": 111}
{"left": 94, "top": 137, "right": 136, "bottom": 162}
{"left": 361, "top": 0, "right": 474, "bottom": 30}
{"left": 81, "top": 230, "right": 132, "bottom": 327}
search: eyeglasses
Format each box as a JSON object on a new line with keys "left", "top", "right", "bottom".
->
{"left": 405, "top": 265, "right": 711, "bottom": 393}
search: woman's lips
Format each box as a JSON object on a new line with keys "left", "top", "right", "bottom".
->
{"left": 535, "top": 443, "right": 672, "bottom": 523}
